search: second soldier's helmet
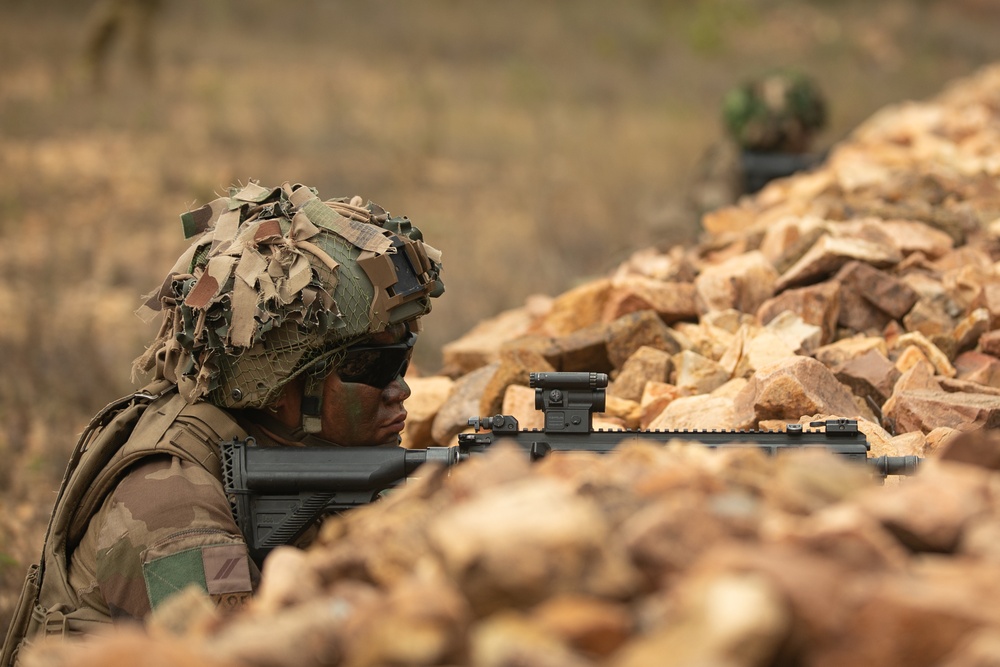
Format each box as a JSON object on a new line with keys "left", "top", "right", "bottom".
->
{"left": 722, "top": 70, "right": 827, "bottom": 154}
{"left": 134, "top": 181, "right": 444, "bottom": 415}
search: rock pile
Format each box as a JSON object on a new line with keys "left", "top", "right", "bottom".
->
{"left": 20, "top": 65, "right": 1000, "bottom": 667}
{"left": 405, "top": 65, "right": 1000, "bottom": 457}
{"left": 23, "top": 433, "right": 1000, "bottom": 667}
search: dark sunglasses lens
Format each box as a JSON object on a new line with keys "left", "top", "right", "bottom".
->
{"left": 337, "top": 343, "right": 413, "bottom": 388}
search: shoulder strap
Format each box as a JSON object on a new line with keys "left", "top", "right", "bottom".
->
{"left": 66, "top": 390, "right": 193, "bottom": 549}
{"left": 3, "top": 383, "right": 177, "bottom": 662}
{"left": 45, "top": 389, "right": 168, "bottom": 573}
{"left": 68, "top": 392, "right": 247, "bottom": 547}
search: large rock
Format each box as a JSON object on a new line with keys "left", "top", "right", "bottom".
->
{"left": 893, "top": 331, "right": 957, "bottom": 377}
{"left": 500, "top": 384, "right": 545, "bottom": 430}
{"left": 535, "top": 279, "right": 614, "bottom": 336}
{"left": 858, "top": 460, "right": 992, "bottom": 552}
{"left": 441, "top": 306, "right": 541, "bottom": 376}
{"left": 605, "top": 310, "right": 685, "bottom": 369}
{"left": 638, "top": 382, "right": 682, "bottom": 429}
{"left": 880, "top": 219, "right": 955, "bottom": 259}
{"left": 882, "top": 388, "right": 1000, "bottom": 434}
{"left": 971, "top": 282, "right": 1000, "bottom": 328}
{"left": 426, "top": 474, "right": 619, "bottom": 615}
{"left": 602, "top": 276, "right": 699, "bottom": 325}
{"left": 718, "top": 324, "right": 800, "bottom": 379}
{"left": 646, "top": 393, "right": 737, "bottom": 430}
{"left": 763, "top": 311, "right": 824, "bottom": 355}
{"left": 431, "top": 363, "right": 499, "bottom": 445}
{"left": 400, "top": 376, "right": 455, "bottom": 449}
{"left": 609, "top": 346, "right": 673, "bottom": 403}
{"left": 954, "top": 350, "right": 1000, "bottom": 388}
{"left": 834, "top": 349, "right": 901, "bottom": 406}
{"left": 981, "top": 330, "right": 1000, "bottom": 357}
{"left": 756, "top": 280, "right": 841, "bottom": 346}
{"left": 695, "top": 251, "right": 779, "bottom": 314}
{"left": 954, "top": 307, "right": 992, "bottom": 356}
{"left": 835, "top": 260, "right": 919, "bottom": 321}
{"left": 758, "top": 215, "right": 829, "bottom": 273}
{"left": 837, "top": 281, "right": 894, "bottom": 333}
{"left": 903, "top": 298, "right": 957, "bottom": 343}
{"left": 672, "top": 350, "right": 730, "bottom": 396}
{"left": 813, "top": 336, "right": 889, "bottom": 369}
{"left": 546, "top": 323, "right": 612, "bottom": 372}
{"left": 775, "top": 220, "right": 903, "bottom": 291}
{"left": 733, "top": 357, "right": 870, "bottom": 428}
{"left": 478, "top": 348, "right": 555, "bottom": 417}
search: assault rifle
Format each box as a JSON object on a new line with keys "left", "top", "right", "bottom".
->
{"left": 222, "top": 371, "right": 920, "bottom": 563}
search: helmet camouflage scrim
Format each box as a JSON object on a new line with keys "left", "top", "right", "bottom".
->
{"left": 134, "top": 181, "right": 444, "bottom": 420}
{"left": 722, "top": 69, "right": 827, "bottom": 153}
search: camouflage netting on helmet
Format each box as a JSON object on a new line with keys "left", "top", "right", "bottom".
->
{"left": 133, "top": 181, "right": 444, "bottom": 409}
{"left": 722, "top": 69, "right": 827, "bottom": 153}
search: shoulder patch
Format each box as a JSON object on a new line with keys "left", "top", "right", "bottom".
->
{"left": 143, "top": 548, "right": 206, "bottom": 609}
{"left": 142, "top": 544, "right": 253, "bottom": 609}
{"left": 202, "top": 544, "right": 253, "bottom": 595}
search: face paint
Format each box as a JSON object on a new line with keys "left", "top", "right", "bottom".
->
{"left": 317, "top": 371, "right": 410, "bottom": 446}
{"left": 267, "top": 325, "right": 414, "bottom": 447}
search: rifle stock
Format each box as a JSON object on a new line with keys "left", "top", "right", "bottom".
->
{"left": 222, "top": 371, "right": 920, "bottom": 563}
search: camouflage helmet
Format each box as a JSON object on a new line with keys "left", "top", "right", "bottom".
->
{"left": 134, "top": 181, "right": 444, "bottom": 416}
{"left": 722, "top": 70, "right": 827, "bottom": 153}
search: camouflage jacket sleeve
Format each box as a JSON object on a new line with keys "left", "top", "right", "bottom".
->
{"left": 85, "top": 455, "right": 259, "bottom": 621}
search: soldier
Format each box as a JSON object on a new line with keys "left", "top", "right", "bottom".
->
{"left": 1, "top": 182, "right": 444, "bottom": 664}
{"left": 689, "top": 69, "right": 828, "bottom": 216}
{"left": 721, "top": 69, "right": 828, "bottom": 194}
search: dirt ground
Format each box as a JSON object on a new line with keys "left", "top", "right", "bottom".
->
{"left": 3, "top": 0, "right": 1000, "bottom": 632}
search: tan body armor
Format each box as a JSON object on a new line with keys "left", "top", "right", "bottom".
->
{"left": 1, "top": 382, "right": 246, "bottom": 666}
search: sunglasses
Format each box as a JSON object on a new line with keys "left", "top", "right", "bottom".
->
{"left": 336, "top": 331, "right": 417, "bottom": 389}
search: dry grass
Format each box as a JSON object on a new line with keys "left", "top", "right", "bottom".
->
{"left": 2, "top": 0, "right": 1000, "bottom": 629}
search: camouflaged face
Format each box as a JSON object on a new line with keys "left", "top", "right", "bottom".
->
{"left": 722, "top": 70, "right": 827, "bottom": 153}
{"left": 133, "top": 182, "right": 444, "bottom": 408}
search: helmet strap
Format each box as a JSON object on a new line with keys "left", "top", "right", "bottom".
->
{"left": 301, "top": 370, "right": 325, "bottom": 434}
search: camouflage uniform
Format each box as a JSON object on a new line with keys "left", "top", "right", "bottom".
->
{"left": 690, "top": 70, "right": 828, "bottom": 215}
{"left": 2, "top": 183, "right": 443, "bottom": 665}
{"left": 66, "top": 394, "right": 256, "bottom": 623}
{"left": 722, "top": 69, "right": 827, "bottom": 155}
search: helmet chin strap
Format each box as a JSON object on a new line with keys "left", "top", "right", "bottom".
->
{"left": 300, "top": 367, "right": 326, "bottom": 434}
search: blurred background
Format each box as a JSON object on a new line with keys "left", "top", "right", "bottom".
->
{"left": 2, "top": 0, "right": 1000, "bottom": 627}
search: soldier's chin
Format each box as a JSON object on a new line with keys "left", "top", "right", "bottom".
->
{"left": 366, "top": 430, "right": 404, "bottom": 447}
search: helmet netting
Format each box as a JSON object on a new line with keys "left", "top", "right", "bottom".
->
{"left": 211, "top": 236, "right": 378, "bottom": 408}
{"left": 133, "top": 182, "right": 443, "bottom": 409}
